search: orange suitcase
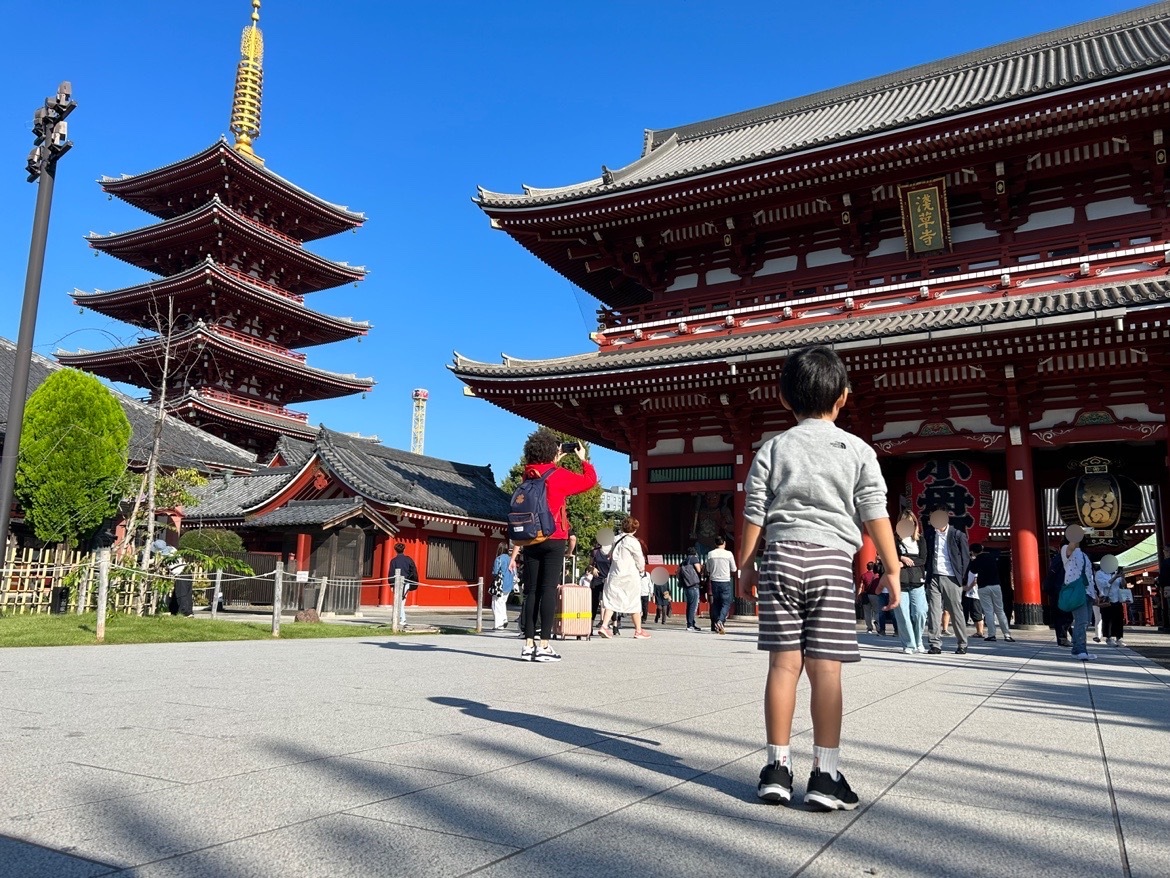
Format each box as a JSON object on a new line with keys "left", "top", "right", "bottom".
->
{"left": 554, "top": 584, "right": 593, "bottom": 640}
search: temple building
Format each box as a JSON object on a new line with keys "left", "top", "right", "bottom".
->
{"left": 59, "top": 0, "right": 373, "bottom": 457}
{"left": 184, "top": 427, "right": 509, "bottom": 611}
{"left": 454, "top": 5, "right": 1170, "bottom": 627}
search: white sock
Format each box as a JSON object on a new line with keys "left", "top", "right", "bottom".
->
{"left": 812, "top": 746, "right": 840, "bottom": 780}
{"left": 766, "top": 744, "right": 790, "bottom": 768}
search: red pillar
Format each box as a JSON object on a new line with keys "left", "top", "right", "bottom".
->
{"left": 374, "top": 535, "right": 391, "bottom": 606}
{"left": 295, "top": 533, "right": 311, "bottom": 572}
{"left": 1006, "top": 431, "right": 1043, "bottom": 627}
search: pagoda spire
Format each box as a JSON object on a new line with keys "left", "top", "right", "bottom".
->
{"left": 229, "top": 0, "right": 265, "bottom": 164}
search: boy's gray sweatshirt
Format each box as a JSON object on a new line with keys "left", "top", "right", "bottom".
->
{"left": 743, "top": 418, "right": 887, "bottom": 555}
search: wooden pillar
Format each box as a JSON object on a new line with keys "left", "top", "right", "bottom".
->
{"left": 1006, "top": 428, "right": 1044, "bottom": 627}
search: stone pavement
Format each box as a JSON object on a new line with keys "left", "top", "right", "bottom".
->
{"left": 1, "top": 621, "right": 1167, "bottom": 877}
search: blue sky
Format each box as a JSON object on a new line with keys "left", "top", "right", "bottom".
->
{"left": 0, "top": 0, "right": 1141, "bottom": 488}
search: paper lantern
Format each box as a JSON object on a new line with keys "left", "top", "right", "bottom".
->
{"left": 905, "top": 457, "right": 993, "bottom": 544}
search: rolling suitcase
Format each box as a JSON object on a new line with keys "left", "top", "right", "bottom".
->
{"left": 554, "top": 584, "right": 593, "bottom": 640}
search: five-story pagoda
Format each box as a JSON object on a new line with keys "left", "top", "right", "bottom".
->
{"left": 60, "top": 0, "right": 374, "bottom": 457}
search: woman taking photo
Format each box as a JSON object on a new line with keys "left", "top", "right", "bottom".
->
{"left": 597, "top": 517, "right": 650, "bottom": 639}
{"left": 893, "top": 510, "right": 928, "bottom": 654}
{"left": 512, "top": 429, "right": 598, "bottom": 662}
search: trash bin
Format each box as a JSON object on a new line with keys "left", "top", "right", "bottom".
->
{"left": 50, "top": 586, "right": 69, "bottom": 614}
{"left": 300, "top": 585, "right": 319, "bottom": 611}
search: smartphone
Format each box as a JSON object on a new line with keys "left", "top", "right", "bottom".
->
{"left": 560, "top": 441, "right": 581, "bottom": 454}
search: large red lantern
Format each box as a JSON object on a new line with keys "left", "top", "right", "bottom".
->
{"left": 905, "top": 457, "right": 992, "bottom": 544}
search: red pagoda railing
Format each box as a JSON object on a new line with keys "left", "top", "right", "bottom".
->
{"left": 210, "top": 326, "right": 308, "bottom": 362}
{"left": 218, "top": 264, "right": 305, "bottom": 304}
{"left": 197, "top": 388, "right": 310, "bottom": 422}
{"left": 230, "top": 206, "right": 305, "bottom": 247}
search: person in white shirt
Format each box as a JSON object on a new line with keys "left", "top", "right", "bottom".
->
{"left": 704, "top": 535, "right": 738, "bottom": 634}
{"left": 1062, "top": 525, "right": 1098, "bottom": 661}
{"left": 1094, "top": 556, "right": 1126, "bottom": 647}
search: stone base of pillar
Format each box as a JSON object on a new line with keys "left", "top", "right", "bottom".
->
{"left": 1014, "top": 602, "right": 1045, "bottom": 628}
{"left": 732, "top": 596, "right": 757, "bottom": 617}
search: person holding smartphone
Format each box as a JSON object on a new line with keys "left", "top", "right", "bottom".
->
{"left": 510, "top": 429, "right": 598, "bottom": 662}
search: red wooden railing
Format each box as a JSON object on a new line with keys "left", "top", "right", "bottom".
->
{"left": 210, "top": 326, "right": 308, "bottom": 362}
{"left": 197, "top": 388, "right": 310, "bottom": 422}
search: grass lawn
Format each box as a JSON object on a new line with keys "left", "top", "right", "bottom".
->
{"left": 0, "top": 612, "right": 396, "bottom": 648}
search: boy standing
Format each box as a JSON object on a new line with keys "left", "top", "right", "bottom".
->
{"left": 737, "top": 346, "right": 901, "bottom": 811}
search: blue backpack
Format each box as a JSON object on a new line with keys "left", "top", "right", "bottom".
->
{"left": 508, "top": 469, "right": 557, "bottom": 546}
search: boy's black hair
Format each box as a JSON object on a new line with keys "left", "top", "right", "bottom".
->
{"left": 780, "top": 346, "right": 849, "bottom": 417}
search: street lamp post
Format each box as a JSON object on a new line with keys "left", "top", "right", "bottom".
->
{"left": 0, "top": 82, "right": 76, "bottom": 546}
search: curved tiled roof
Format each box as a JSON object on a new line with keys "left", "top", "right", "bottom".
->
{"left": 478, "top": 3, "right": 1170, "bottom": 207}
{"left": 0, "top": 337, "right": 256, "bottom": 473}
{"left": 101, "top": 140, "right": 365, "bottom": 239}
{"left": 452, "top": 275, "right": 1168, "bottom": 379}
{"left": 314, "top": 428, "right": 510, "bottom": 524}
{"left": 183, "top": 466, "right": 301, "bottom": 522}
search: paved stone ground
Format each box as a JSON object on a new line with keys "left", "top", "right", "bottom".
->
{"left": 1, "top": 621, "right": 1167, "bottom": 877}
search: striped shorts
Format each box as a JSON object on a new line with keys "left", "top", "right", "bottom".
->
{"left": 757, "top": 541, "right": 860, "bottom": 662}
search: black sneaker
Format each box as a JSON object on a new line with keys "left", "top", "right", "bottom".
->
{"left": 757, "top": 763, "right": 793, "bottom": 804}
{"left": 804, "top": 769, "right": 859, "bottom": 811}
{"left": 984, "top": 636, "right": 996, "bottom": 642}
{"left": 928, "top": 646, "right": 942, "bottom": 654}
{"left": 1004, "top": 635, "right": 1016, "bottom": 643}
{"left": 955, "top": 646, "right": 968, "bottom": 655}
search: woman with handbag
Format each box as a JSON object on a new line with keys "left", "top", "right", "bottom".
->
{"left": 490, "top": 544, "right": 514, "bottom": 630}
{"left": 597, "top": 517, "right": 650, "bottom": 639}
{"left": 1060, "top": 525, "right": 1099, "bottom": 661}
{"left": 1095, "top": 556, "right": 1126, "bottom": 648}
{"left": 893, "top": 510, "right": 928, "bottom": 654}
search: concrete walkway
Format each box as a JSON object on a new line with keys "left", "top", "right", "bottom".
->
{"left": 1, "top": 622, "right": 1167, "bottom": 877}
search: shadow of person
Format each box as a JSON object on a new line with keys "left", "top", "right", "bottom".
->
{"left": 428, "top": 696, "right": 762, "bottom": 806}
{"left": 364, "top": 641, "right": 519, "bottom": 662}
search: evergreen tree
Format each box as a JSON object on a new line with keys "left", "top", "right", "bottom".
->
{"left": 14, "top": 369, "right": 131, "bottom": 545}
{"left": 501, "top": 428, "right": 606, "bottom": 568}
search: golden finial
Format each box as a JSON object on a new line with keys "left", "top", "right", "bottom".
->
{"left": 230, "top": 0, "right": 265, "bottom": 164}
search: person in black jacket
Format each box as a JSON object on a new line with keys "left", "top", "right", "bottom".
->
{"left": 1044, "top": 541, "right": 1072, "bottom": 647}
{"left": 924, "top": 508, "right": 970, "bottom": 655}
{"left": 893, "top": 510, "right": 928, "bottom": 654}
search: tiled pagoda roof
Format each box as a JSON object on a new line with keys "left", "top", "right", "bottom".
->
{"left": 0, "top": 337, "right": 256, "bottom": 473}
{"left": 477, "top": 4, "right": 1170, "bottom": 208}
{"left": 72, "top": 259, "right": 371, "bottom": 348}
{"left": 86, "top": 197, "right": 367, "bottom": 295}
{"left": 57, "top": 324, "right": 375, "bottom": 403}
{"left": 100, "top": 141, "right": 364, "bottom": 242}
{"left": 173, "top": 390, "right": 319, "bottom": 442}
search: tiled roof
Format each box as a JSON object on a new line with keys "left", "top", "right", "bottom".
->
{"left": 183, "top": 466, "right": 301, "bottom": 522}
{"left": 175, "top": 392, "right": 319, "bottom": 440}
{"left": 188, "top": 429, "right": 510, "bottom": 526}
{"left": 315, "top": 428, "right": 510, "bottom": 524}
{"left": 100, "top": 140, "right": 366, "bottom": 237}
{"left": 73, "top": 259, "right": 370, "bottom": 346}
{"left": 0, "top": 337, "right": 257, "bottom": 473}
{"left": 244, "top": 497, "right": 394, "bottom": 531}
{"left": 452, "top": 275, "right": 1166, "bottom": 379}
{"left": 478, "top": 4, "right": 1170, "bottom": 206}
{"left": 58, "top": 324, "right": 375, "bottom": 403}
{"left": 244, "top": 498, "right": 360, "bottom": 528}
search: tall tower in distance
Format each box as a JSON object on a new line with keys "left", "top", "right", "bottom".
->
{"left": 60, "top": 0, "right": 375, "bottom": 458}
{"left": 411, "top": 389, "right": 428, "bottom": 455}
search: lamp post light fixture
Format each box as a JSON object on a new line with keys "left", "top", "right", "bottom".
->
{"left": 0, "top": 82, "right": 76, "bottom": 546}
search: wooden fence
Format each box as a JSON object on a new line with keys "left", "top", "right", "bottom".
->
{"left": 1, "top": 547, "right": 193, "bottom": 615}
